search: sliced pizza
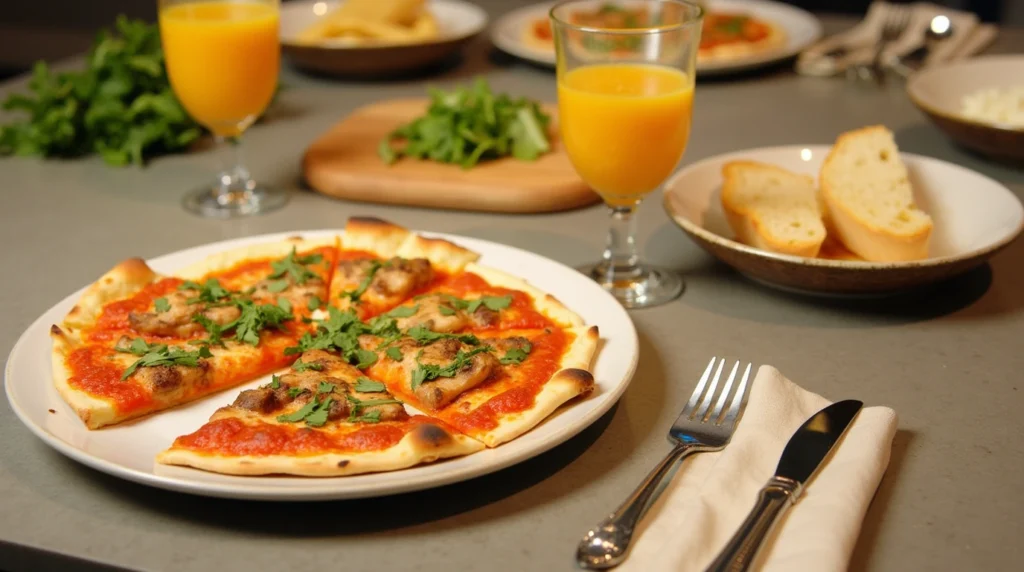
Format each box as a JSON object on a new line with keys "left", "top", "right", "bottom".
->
{"left": 51, "top": 235, "right": 339, "bottom": 429}
{"left": 157, "top": 349, "right": 483, "bottom": 476}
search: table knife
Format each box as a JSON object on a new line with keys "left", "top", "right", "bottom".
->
{"left": 705, "top": 399, "right": 864, "bottom": 572}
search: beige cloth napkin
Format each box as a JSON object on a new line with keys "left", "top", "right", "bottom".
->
{"left": 797, "top": 1, "right": 997, "bottom": 77}
{"left": 616, "top": 366, "right": 898, "bottom": 572}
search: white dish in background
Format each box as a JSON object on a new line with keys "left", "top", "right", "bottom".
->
{"left": 491, "top": 0, "right": 823, "bottom": 76}
{"left": 663, "top": 145, "right": 1024, "bottom": 296}
{"left": 907, "top": 55, "right": 1024, "bottom": 162}
{"left": 280, "top": 0, "right": 488, "bottom": 77}
{"left": 5, "top": 231, "right": 638, "bottom": 501}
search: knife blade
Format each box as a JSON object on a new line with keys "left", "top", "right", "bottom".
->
{"left": 705, "top": 399, "right": 863, "bottom": 572}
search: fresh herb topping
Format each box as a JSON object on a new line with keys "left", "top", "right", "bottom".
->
{"left": 354, "top": 377, "right": 386, "bottom": 393}
{"left": 269, "top": 374, "right": 281, "bottom": 389}
{"left": 346, "top": 394, "right": 401, "bottom": 423}
{"left": 277, "top": 394, "right": 333, "bottom": 427}
{"left": 438, "top": 305, "right": 456, "bottom": 317}
{"left": 317, "top": 381, "right": 337, "bottom": 394}
{"left": 269, "top": 247, "right": 324, "bottom": 286}
{"left": 232, "top": 301, "right": 291, "bottom": 346}
{"left": 500, "top": 342, "right": 533, "bottom": 365}
{"left": 307, "top": 295, "right": 323, "bottom": 311}
{"left": 410, "top": 346, "right": 491, "bottom": 391}
{"left": 352, "top": 349, "right": 378, "bottom": 369}
{"left": 285, "top": 307, "right": 377, "bottom": 369}
{"left": 179, "top": 278, "right": 233, "bottom": 305}
{"left": 287, "top": 386, "right": 308, "bottom": 399}
{"left": 341, "top": 260, "right": 382, "bottom": 302}
{"left": 192, "top": 314, "right": 230, "bottom": 346}
{"left": 153, "top": 297, "right": 170, "bottom": 313}
{"left": 406, "top": 325, "right": 479, "bottom": 346}
{"left": 116, "top": 338, "right": 212, "bottom": 380}
{"left": 292, "top": 358, "right": 324, "bottom": 373}
{"left": 266, "top": 280, "right": 289, "bottom": 293}
{"left": 386, "top": 346, "right": 404, "bottom": 361}
{"left": 443, "top": 294, "right": 513, "bottom": 314}
{"left": 384, "top": 305, "right": 419, "bottom": 318}
{"left": 277, "top": 297, "right": 292, "bottom": 314}
{"left": 379, "top": 77, "right": 552, "bottom": 169}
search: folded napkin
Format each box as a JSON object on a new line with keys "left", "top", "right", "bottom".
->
{"left": 797, "top": 1, "right": 997, "bottom": 77}
{"left": 617, "top": 366, "right": 898, "bottom": 572}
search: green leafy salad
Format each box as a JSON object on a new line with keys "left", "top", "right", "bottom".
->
{"left": 0, "top": 16, "right": 201, "bottom": 166}
{"left": 378, "top": 78, "right": 553, "bottom": 169}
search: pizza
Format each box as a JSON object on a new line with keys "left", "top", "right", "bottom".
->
{"left": 523, "top": 4, "right": 786, "bottom": 63}
{"left": 51, "top": 217, "right": 599, "bottom": 477}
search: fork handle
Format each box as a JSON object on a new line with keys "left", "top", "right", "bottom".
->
{"left": 705, "top": 476, "right": 802, "bottom": 572}
{"left": 577, "top": 444, "right": 699, "bottom": 568}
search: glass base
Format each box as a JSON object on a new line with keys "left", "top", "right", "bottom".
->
{"left": 182, "top": 182, "right": 289, "bottom": 219}
{"left": 583, "top": 262, "right": 684, "bottom": 309}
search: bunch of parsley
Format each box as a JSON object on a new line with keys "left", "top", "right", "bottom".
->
{"left": 0, "top": 16, "right": 202, "bottom": 166}
{"left": 379, "top": 77, "right": 552, "bottom": 169}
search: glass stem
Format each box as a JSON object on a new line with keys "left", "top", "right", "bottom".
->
{"left": 213, "top": 134, "right": 255, "bottom": 206}
{"left": 596, "top": 205, "right": 642, "bottom": 283}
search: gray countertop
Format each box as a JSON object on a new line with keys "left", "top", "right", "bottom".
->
{"left": 2, "top": 4, "right": 1023, "bottom": 571}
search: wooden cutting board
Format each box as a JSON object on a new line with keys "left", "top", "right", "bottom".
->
{"left": 302, "top": 98, "right": 600, "bottom": 213}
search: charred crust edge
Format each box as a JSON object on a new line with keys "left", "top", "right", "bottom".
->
{"left": 556, "top": 368, "right": 595, "bottom": 391}
{"left": 50, "top": 324, "right": 64, "bottom": 337}
{"left": 411, "top": 423, "right": 454, "bottom": 448}
{"left": 337, "top": 459, "right": 350, "bottom": 468}
{"left": 348, "top": 216, "right": 399, "bottom": 230}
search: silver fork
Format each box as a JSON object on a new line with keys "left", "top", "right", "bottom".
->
{"left": 870, "top": 5, "right": 911, "bottom": 84}
{"left": 576, "top": 358, "right": 755, "bottom": 570}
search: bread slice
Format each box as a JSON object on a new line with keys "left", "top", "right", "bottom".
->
{"left": 720, "top": 160, "right": 826, "bottom": 258}
{"left": 819, "top": 126, "right": 932, "bottom": 262}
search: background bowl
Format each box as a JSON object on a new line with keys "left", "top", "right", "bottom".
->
{"left": 907, "top": 55, "right": 1024, "bottom": 163}
{"left": 663, "top": 145, "right": 1024, "bottom": 296}
{"left": 280, "top": 0, "right": 488, "bottom": 78}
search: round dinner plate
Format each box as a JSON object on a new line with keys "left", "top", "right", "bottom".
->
{"left": 491, "top": 0, "right": 823, "bottom": 76}
{"left": 663, "top": 145, "right": 1024, "bottom": 296}
{"left": 4, "top": 231, "right": 638, "bottom": 501}
{"left": 280, "top": 0, "right": 488, "bottom": 78}
{"left": 907, "top": 55, "right": 1024, "bottom": 163}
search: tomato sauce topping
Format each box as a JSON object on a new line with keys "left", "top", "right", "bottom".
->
{"left": 433, "top": 272, "right": 556, "bottom": 330}
{"left": 208, "top": 245, "right": 340, "bottom": 291}
{"left": 447, "top": 327, "right": 571, "bottom": 432}
{"left": 700, "top": 14, "right": 772, "bottom": 50}
{"left": 87, "top": 278, "right": 183, "bottom": 342}
{"left": 66, "top": 345, "right": 153, "bottom": 412}
{"left": 173, "top": 415, "right": 440, "bottom": 455}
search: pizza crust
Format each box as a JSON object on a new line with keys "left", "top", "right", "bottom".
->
{"left": 341, "top": 216, "right": 412, "bottom": 258}
{"left": 395, "top": 234, "right": 480, "bottom": 274}
{"left": 62, "top": 258, "right": 159, "bottom": 333}
{"left": 156, "top": 418, "right": 485, "bottom": 476}
{"left": 50, "top": 325, "right": 123, "bottom": 429}
{"left": 175, "top": 235, "right": 339, "bottom": 281}
{"left": 463, "top": 263, "right": 584, "bottom": 328}
{"left": 473, "top": 325, "right": 599, "bottom": 447}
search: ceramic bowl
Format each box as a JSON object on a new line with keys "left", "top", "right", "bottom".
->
{"left": 663, "top": 145, "right": 1024, "bottom": 296}
{"left": 907, "top": 55, "right": 1024, "bottom": 163}
{"left": 280, "top": 0, "right": 488, "bottom": 78}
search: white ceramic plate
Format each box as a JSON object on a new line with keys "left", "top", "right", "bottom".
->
{"left": 280, "top": 0, "right": 488, "bottom": 77}
{"left": 907, "top": 55, "right": 1024, "bottom": 162}
{"left": 491, "top": 0, "right": 822, "bottom": 76}
{"left": 5, "top": 231, "right": 638, "bottom": 500}
{"left": 663, "top": 145, "right": 1024, "bottom": 295}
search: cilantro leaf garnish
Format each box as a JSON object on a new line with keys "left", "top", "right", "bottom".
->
{"left": 499, "top": 342, "right": 533, "bottom": 365}
{"left": 179, "top": 278, "right": 233, "bottom": 305}
{"left": 340, "top": 260, "right": 382, "bottom": 302}
{"left": 277, "top": 394, "right": 334, "bottom": 427}
{"left": 438, "top": 305, "right": 456, "bottom": 317}
{"left": 153, "top": 297, "right": 170, "bottom": 313}
{"left": 292, "top": 358, "right": 324, "bottom": 373}
{"left": 442, "top": 294, "right": 512, "bottom": 314}
{"left": 117, "top": 339, "right": 212, "bottom": 380}
{"left": 406, "top": 325, "right": 479, "bottom": 346}
{"left": 384, "top": 305, "right": 418, "bottom": 318}
{"left": 269, "top": 374, "right": 281, "bottom": 389}
{"left": 307, "top": 295, "right": 323, "bottom": 311}
{"left": 269, "top": 247, "right": 323, "bottom": 286}
{"left": 266, "top": 280, "right": 290, "bottom": 293}
{"left": 287, "top": 386, "right": 308, "bottom": 399}
{"left": 192, "top": 313, "right": 232, "bottom": 346}
{"left": 352, "top": 410, "right": 383, "bottom": 424}
{"left": 233, "top": 301, "right": 291, "bottom": 346}
{"left": 352, "top": 349, "right": 378, "bottom": 369}
{"left": 354, "top": 377, "right": 386, "bottom": 393}
{"left": 345, "top": 394, "right": 401, "bottom": 423}
{"left": 303, "top": 399, "right": 332, "bottom": 427}
{"left": 386, "top": 346, "right": 404, "bottom": 361}
{"left": 277, "top": 297, "right": 292, "bottom": 314}
{"left": 410, "top": 346, "right": 491, "bottom": 391}
{"left": 317, "top": 381, "right": 337, "bottom": 394}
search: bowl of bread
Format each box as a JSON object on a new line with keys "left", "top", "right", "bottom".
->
{"left": 280, "top": 0, "right": 487, "bottom": 78}
{"left": 664, "top": 126, "right": 1024, "bottom": 296}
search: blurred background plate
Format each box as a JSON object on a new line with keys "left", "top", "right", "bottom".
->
{"left": 280, "top": 0, "right": 488, "bottom": 78}
{"left": 663, "top": 145, "right": 1024, "bottom": 296}
{"left": 491, "top": 0, "right": 823, "bottom": 76}
{"left": 907, "top": 54, "right": 1024, "bottom": 163}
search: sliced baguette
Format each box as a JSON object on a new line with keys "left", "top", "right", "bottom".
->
{"left": 720, "top": 160, "right": 826, "bottom": 258}
{"left": 819, "top": 126, "right": 932, "bottom": 262}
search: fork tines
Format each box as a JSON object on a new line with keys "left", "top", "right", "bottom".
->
{"left": 684, "top": 358, "right": 753, "bottom": 426}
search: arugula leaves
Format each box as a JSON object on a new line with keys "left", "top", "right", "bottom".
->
{"left": 353, "top": 377, "right": 386, "bottom": 393}
{"left": 115, "top": 337, "right": 212, "bottom": 380}
{"left": 410, "top": 346, "right": 491, "bottom": 391}
{"left": 269, "top": 248, "right": 323, "bottom": 286}
{"left": 379, "top": 77, "right": 552, "bottom": 169}
{"left": 340, "top": 261, "right": 382, "bottom": 302}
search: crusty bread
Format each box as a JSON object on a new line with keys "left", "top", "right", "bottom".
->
{"left": 720, "top": 160, "right": 826, "bottom": 258}
{"left": 819, "top": 126, "right": 932, "bottom": 262}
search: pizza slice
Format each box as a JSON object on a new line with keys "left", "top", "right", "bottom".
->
{"left": 331, "top": 217, "right": 480, "bottom": 318}
{"left": 156, "top": 349, "right": 483, "bottom": 476}
{"left": 51, "top": 236, "right": 339, "bottom": 429}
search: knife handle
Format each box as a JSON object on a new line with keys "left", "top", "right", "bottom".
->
{"left": 705, "top": 476, "right": 802, "bottom": 572}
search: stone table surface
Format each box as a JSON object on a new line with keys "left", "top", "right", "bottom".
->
{"left": 1, "top": 4, "right": 1023, "bottom": 571}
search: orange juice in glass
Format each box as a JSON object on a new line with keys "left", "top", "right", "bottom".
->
{"left": 552, "top": 0, "right": 702, "bottom": 308}
{"left": 159, "top": 0, "right": 287, "bottom": 217}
